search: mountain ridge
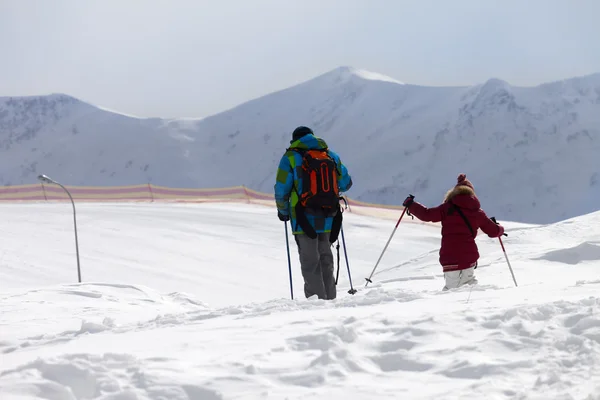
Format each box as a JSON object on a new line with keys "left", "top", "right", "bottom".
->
{"left": 4, "top": 67, "right": 600, "bottom": 120}
{"left": 1, "top": 67, "right": 599, "bottom": 224}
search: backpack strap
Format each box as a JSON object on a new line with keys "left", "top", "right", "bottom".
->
{"left": 449, "top": 202, "right": 475, "bottom": 238}
{"left": 287, "top": 147, "right": 341, "bottom": 175}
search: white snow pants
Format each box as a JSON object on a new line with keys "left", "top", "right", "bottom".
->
{"left": 443, "top": 266, "right": 477, "bottom": 291}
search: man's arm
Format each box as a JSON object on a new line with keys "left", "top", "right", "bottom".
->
{"left": 274, "top": 154, "right": 294, "bottom": 216}
{"left": 330, "top": 150, "right": 353, "bottom": 192}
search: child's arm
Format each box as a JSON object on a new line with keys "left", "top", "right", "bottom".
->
{"left": 405, "top": 198, "right": 445, "bottom": 223}
{"left": 477, "top": 210, "right": 505, "bottom": 237}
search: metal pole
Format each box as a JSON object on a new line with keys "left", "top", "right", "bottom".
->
{"left": 148, "top": 183, "right": 154, "bottom": 202}
{"left": 38, "top": 175, "right": 81, "bottom": 283}
{"left": 340, "top": 226, "right": 357, "bottom": 294}
{"left": 490, "top": 217, "right": 517, "bottom": 288}
{"left": 57, "top": 182, "right": 81, "bottom": 283}
{"left": 499, "top": 236, "right": 517, "bottom": 287}
{"left": 41, "top": 182, "right": 48, "bottom": 201}
{"left": 365, "top": 206, "right": 407, "bottom": 287}
{"left": 284, "top": 221, "right": 293, "bottom": 299}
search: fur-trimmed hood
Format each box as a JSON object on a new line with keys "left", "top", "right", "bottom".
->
{"left": 444, "top": 185, "right": 481, "bottom": 210}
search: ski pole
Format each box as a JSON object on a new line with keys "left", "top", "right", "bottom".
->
{"left": 365, "top": 202, "right": 410, "bottom": 287}
{"left": 284, "top": 221, "right": 294, "bottom": 299}
{"left": 499, "top": 236, "right": 518, "bottom": 287}
{"left": 334, "top": 241, "right": 340, "bottom": 285}
{"left": 490, "top": 217, "right": 517, "bottom": 287}
{"left": 340, "top": 226, "right": 357, "bottom": 295}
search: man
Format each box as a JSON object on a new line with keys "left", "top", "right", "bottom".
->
{"left": 274, "top": 126, "right": 353, "bottom": 300}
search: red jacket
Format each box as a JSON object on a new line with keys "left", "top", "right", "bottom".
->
{"left": 407, "top": 191, "right": 505, "bottom": 272}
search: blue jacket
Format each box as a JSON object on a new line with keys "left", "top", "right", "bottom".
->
{"left": 274, "top": 134, "right": 352, "bottom": 235}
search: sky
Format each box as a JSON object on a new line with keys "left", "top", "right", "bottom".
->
{"left": 1, "top": 0, "right": 599, "bottom": 118}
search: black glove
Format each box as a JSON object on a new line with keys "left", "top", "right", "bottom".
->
{"left": 278, "top": 211, "right": 289, "bottom": 222}
{"left": 490, "top": 217, "right": 508, "bottom": 236}
{"left": 402, "top": 194, "right": 415, "bottom": 208}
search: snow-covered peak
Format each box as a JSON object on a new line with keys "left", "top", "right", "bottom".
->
{"left": 459, "top": 77, "right": 519, "bottom": 117}
{"left": 318, "top": 66, "right": 405, "bottom": 86}
{"left": 0, "top": 93, "right": 92, "bottom": 146}
{"left": 343, "top": 66, "right": 404, "bottom": 85}
{"left": 480, "top": 77, "right": 511, "bottom": 92}
{"left": 0, "top": 93, "right": 82, "bottom": 109}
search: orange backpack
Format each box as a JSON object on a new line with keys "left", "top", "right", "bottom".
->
{"left": 292, "top": 148, "right": 340, "bottom": 217}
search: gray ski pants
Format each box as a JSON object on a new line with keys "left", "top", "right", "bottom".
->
{"left": 294, "top": 232, "right": 336, "bottom": 300}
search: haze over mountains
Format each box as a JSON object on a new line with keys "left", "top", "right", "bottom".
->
{"left": 1, "top": 66, "right": 599, "bottom": 224}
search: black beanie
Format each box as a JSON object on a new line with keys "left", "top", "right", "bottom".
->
{"left": 292, "top": 126, "right": 313, "bottom": 141}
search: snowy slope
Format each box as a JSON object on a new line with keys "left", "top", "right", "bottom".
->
{"left": 2, "top": 202, "right": 600, "bottom": 399}
{"left": 0, "top": 94, "right": 200, "bottom": 188}
{"left": 2, "top": 67, "right": 600, "bottom": 223}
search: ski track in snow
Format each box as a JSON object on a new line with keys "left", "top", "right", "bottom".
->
{"left": 2, "top": 203, "right": 600, "bottom": 399}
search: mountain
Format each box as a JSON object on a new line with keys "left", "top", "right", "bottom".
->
{"left": 1, "top": 66, "right": 600, "bottom": 223}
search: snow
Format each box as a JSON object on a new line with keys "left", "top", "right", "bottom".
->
{"left": 533, "top": 241, "right": 600, "bottom": 265}
{"left": 1, "top": 67, "right": 599, "bottom": 224}
{"left": 92, "top": 105, "right": 150, "bottom": 120}
{"left": 2, "top": 201, "right": 600, "bottom": 399}
{"left": 333, "top": 66, "right": 405, "bottom": 85}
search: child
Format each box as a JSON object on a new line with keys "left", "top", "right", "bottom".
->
{"left": 402, "top": 174, "right": 505, "bottom": 290}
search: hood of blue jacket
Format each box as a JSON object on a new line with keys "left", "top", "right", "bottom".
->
{"left": 288, "top": 134, "right": 328, "bottom": 150}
